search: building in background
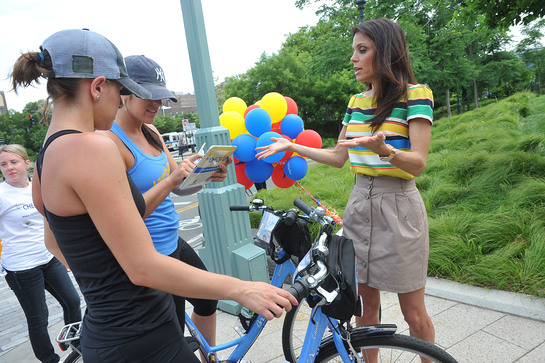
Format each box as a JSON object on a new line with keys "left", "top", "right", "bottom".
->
{"left": 161, "top": 92, "right": 198, "bottom": 116}
{"left": 0, "top": 91, "right": 7, "bottom": 114}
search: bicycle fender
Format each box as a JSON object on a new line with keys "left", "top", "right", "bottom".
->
{"left": 318, "top": 323, "right": 398, "bottom": 349}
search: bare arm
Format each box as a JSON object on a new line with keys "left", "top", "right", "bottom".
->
{"left": 337, "top": 118, "right": 431, "bottom": 176}
{"left": 140, "top": 153, "right": 203, "bottom": 218}
{"left": 75, "top": 137, "right": 296, "bottom": 319}
{"left": 256, "top": 126, "right": 350, "bottom": 168}
{"left": 154, "top": 123, "right": 232, "bottom": 196}
{"left": 103, "top": 125, "right": 204, "bottom": 218}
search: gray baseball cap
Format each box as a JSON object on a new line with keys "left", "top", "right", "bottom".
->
{"left": 40, "top": 29, "right": 151, "bottom": 100}
{"left": 124, "top": 55, "right": 178, "bottom": 102}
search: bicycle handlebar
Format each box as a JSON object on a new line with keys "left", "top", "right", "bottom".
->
{"left": 230, "top": 199, "right": 337, "bottom": 308}
{"left": 287, "top": 280, "right": 309, "bottom": 303}
{"left": 286, "top": 260, "right": 329, "bottom": 303}
{"left": 229, "top": 202, "right": 309, "bottom": 226}
{"left": 229, "top": 205, "right": 253, "bottom": 211}
{"left": 284, "top": 208, "right": 298, "bottom": 226}
{"left": 294, "top": 198, "right": 313, "bottom": 216}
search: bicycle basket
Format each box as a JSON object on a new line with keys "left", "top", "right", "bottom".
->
{"left": 271, "top": 217, "right": 312, "bottom": 261}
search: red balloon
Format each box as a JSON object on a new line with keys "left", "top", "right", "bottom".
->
{"left": 272, "top": 164, "right": 296, "bottom": 188}
{"left": 244, "top": 104, "right": 261, "bottom": 118}
{"left": 295, "top": 129, "right": 322, "bottom": 149}
{"left": 271, "top": 122, "right": 282, "bottom": 134}
{"left": 285, "top": 96, "right": 298, "bottom": 115}
{"left": 280, "top": 134, "right": 294, "bottom": 161}
{"left": 235, "top": 162, "right": 254, "bottom": 190}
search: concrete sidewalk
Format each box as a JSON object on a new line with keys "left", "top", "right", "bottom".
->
{"left": 2, "top": 273, "right": 545, "bottom": 362}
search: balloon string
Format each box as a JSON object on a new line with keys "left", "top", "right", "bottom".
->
{"left": 295, "top": 181, "right": 343, "bottom": 227}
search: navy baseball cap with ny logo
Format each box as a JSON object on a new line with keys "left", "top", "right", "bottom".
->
{"left": 124, "top": 55, "right": 178, "bottom": 102}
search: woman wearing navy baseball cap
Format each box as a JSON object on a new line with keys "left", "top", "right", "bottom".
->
{"left": 106, "top": 55, "right": 222, "bottom": 357}
{"left": 11, "top": 29, "right": 296, "bottom": 362}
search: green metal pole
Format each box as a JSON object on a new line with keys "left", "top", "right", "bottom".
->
{"left": 179, "top": 0, "right": 269, "bottom": 314}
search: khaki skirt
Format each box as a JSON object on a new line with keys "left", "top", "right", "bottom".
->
{"left": 342, "top": 175, "right": 429, "bottom": 293}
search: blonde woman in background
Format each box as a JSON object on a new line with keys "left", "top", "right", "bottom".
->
{"left": 0, "top": 144, "right": 81, "bottom": 363}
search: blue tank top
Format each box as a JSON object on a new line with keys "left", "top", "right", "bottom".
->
{"left": 110, "top": 122, "right": 180, "bottom": 255}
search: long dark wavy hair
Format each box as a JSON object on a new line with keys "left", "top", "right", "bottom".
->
{"left": 352, "top": 18, "right": 417, "bottom": 131}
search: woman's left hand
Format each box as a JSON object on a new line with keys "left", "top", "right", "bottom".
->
{"left": 337, "top": 131, "right": 389, "bottom": 155}
{"left": 210, "top": 156, "right": 233, "bottom": 182}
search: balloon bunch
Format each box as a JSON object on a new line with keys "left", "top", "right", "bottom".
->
{"left": 220, "top": 92, "right": 322, "bottom": 190}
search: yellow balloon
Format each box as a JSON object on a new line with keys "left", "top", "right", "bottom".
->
{"left": 223, "top": 97, "right": 248, "bottom": 116}
{"left": 219, "top": 111, "right": 247, "bottom": 139}
{"left": 260, "top": 92, "right": 288, "bottom": 123}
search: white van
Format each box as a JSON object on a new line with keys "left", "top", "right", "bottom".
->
{"left": 161, "top": 132, "right": 184, "bottom": 151}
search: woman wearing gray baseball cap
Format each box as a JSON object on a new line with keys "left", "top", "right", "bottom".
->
{"left": 106, "top": 55, "right": 222, "bottom": 357}
{"left": 11, "top": 29, "right": 296, "bottom": 363}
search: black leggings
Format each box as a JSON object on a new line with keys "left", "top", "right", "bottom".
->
{"left": 169, "top": 237, "right": 218, "bottom": 330}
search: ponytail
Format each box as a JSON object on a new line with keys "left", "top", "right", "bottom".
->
{"left": 10, "top": 51, "right": 52, "bottom": 93}
{"left": 10, "top": 49, "right": 81, "bottom": 120}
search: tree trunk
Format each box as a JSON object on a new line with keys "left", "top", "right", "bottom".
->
{"left": 446, "top": 89, "right": 452, "bottom": 117}
{"left": 473, "top": 80, "right": 480, "bottom": 108}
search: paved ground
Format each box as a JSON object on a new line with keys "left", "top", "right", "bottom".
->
{"left": 2, "top": 265, "right": 545, "bottom": 362}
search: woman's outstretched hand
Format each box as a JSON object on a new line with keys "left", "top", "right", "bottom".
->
{"left": 337, "top": 131, "right": 388, "bottom": 155}
{"left": 255, "top": 137, "right": 291, "bottom": 160}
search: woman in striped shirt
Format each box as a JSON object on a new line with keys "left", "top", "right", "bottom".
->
{"left": 257, "top": 18, "right": 435, "bottom": 362}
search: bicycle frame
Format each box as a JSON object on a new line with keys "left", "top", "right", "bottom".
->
{"left": 185, "top": 199, "right": 359, "bottom": 362}
{"left": 297, "top": 307, "right": 352, "bottom": 362}
{"left": 185, "top": 253, "right": 364, "bottom": 362}
{"left": 184, "top": 250, "right": 296, "bottom": 361}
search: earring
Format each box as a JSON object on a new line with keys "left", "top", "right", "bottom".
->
{"left": 97, "top": 95, "right": 100, "bottom": 100}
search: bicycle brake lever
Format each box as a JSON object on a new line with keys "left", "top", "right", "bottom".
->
{"left": 316, "top": 286, "right": 338, "bottom": 304}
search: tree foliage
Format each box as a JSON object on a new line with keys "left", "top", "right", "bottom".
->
{"left": 151, "top": 112, "right": 200, "bottom": 135}
{"left": 220, "top": 0, "right": 542, "bottom": 135}
{"left": 464, "top": 0, "right": 545, "bottom": 28}
{"left": 6, "top": 0, "right": 545, "bottom": 146}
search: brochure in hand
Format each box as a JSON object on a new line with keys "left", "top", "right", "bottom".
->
{"left": 177, "top": 144, "right": 236, "bottom": 190}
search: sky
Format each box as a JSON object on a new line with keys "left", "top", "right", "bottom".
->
{"left": 0, "top": 0, "right": 320, "bottom": 112}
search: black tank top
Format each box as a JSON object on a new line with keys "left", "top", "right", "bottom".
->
{"left": 37, "top": 130, "right": 175, "bottom": 348}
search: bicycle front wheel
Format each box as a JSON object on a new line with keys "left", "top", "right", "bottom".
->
{"left": 315, "top": 333, "right": 457, "bottom": 363}
{"left": 283, "top": 298, "right": 312, "bottom": 362}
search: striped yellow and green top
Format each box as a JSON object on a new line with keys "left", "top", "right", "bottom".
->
{"left": 342, "top": 84, "right": 434, "bottom": 180}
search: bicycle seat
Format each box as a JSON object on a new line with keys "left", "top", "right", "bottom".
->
{"left": 184, "top": 336, "right": 200, "bottom": 352}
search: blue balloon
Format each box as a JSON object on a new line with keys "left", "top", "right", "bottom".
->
{"left": 280, "top": 114, "right": 304, "bottom": 139}
{"left": 245, "top": 159, "right": 273, "bottom": 183}
{"left": 284, "top": 156, "right": 308, "bottom": 181}
{"left": 245, "top": 108, "right": 272, "bottom": 138}
{"left": 256, "top": 131, "right": 285, "bottom": 163}
{"left": 232, "top": 134, "right": 257, "bottom": 162}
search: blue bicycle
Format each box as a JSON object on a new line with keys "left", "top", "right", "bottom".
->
{"left": 57, "top": 198, "right": 457, "bottom": 362}
{"left": 185, "top": 198, "right": 457, "bottom": 362}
